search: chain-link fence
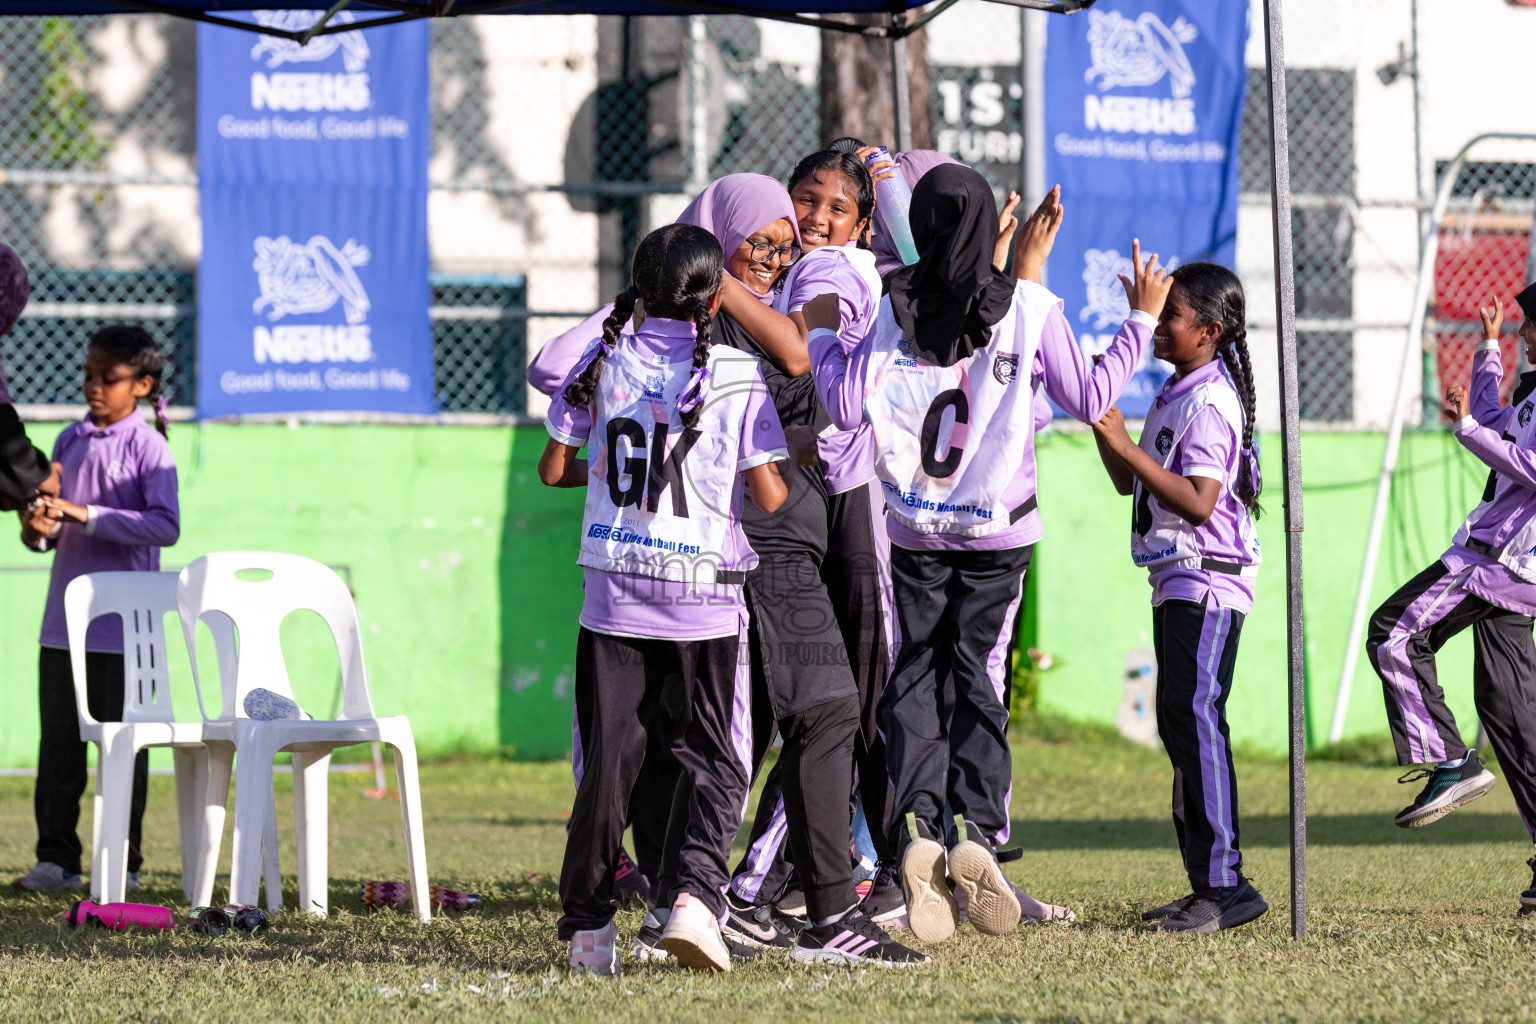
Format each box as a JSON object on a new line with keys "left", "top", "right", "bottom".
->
{"left": 0, "top": 7, "right": 1525, "bottom": 427}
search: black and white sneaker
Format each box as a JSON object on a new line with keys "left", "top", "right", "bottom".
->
{"left": 1158, "top": 880, "right": 1268, "bottom": 935}
{"left": 791, "top": 906, "right": 928, "bottom": 968}
{"left": 721, "top": 892, "right": 796, "bottom": 949}
{"left": 860, "top": 863, "right": 908, "bottom": 930}
{"left": 1520, "top": 856, "right": 1536, "bottom": 918}
{"left": 1394, "top": 753, "right": 1497, "bottom": 828}
{"left": 632, "top": 908, "right": 670, "bottom": 962}
{"left": 1141, "top": 894, "right": 1195, "bottom": 922}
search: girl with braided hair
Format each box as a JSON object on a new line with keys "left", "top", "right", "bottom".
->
{"left": 539, "top": 222, "right": 792, "bottom": 974}
{"left": 1089, "top": 260, "right": 1267, "bottom": 935}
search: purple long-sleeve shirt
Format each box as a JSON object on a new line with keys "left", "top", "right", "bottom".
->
{"left": 34, "top": 413, "right": 180, "bottom": 651}
{"left": 809, "top": 290, "right": 1153, "bottom": 550}
{"left": 1441, "top": 342, "right": 1536, "bottom": 616}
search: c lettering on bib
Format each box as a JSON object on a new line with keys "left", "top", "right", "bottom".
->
{"left": 920, "top": 389, "right": 969, "bottom": 478}
{"left": 1133, "top": 483, "right": 1153, "bottom": 537}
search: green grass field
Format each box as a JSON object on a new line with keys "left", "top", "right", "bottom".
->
{"left": 1, "top": 720, "right": 1534, "bottom": 1023}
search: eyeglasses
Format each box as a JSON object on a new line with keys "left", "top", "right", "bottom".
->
{"left": 745, "top": 240, "right": 803, "bottom": 267}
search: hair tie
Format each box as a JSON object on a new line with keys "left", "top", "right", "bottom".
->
{"left": 154, "top": 394, "right": 168, "bottom": 425}
{"left": 1240, "top": 446, "right": 1261, "bottom": 490}
{"left": 677, "top": 365, "right": 711, "bottom": 415}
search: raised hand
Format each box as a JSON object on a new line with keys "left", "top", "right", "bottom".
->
{"left": 1480, "top": 297, "right": 1505, "bottom": 341}
{"left": 1444, "top": 384, "right": 1471, "bottom": 422}
{"left": 994, "top": 190, "right": 1022, "bottom": 270}
{"left": 1013, "top": 185, "right": 1063, "bottom": 283}
{"left": 1117, "top": 239, "right": 1172, "bottom": 319}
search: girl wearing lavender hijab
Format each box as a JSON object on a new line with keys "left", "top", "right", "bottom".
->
{"left": 803, "top": 166, "right": 1158, "bottom": 943}
{"left": 642, "top": 173, "right": 924, "bottom": 968}
{"left": 15, "top": 325, "right": 178, "bottom": 893}
{"left": 1366, "top": 285, "right": 1536, "bottom": 918}
{"left": 1090, "top": 262, "right": 1268, "bottom": 935}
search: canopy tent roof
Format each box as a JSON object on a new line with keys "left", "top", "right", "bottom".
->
{"left": 2, "top": 0, "right": 1090, "bottom": 41}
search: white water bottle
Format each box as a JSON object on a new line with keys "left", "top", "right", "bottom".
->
{"left": 866, "top": 147, "right": 920, "bottom": 266}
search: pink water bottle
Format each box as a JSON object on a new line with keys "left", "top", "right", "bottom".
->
{"left": 65, "top": 900, "right": 175, "bottom": 931}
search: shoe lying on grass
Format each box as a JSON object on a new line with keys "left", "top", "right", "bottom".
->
{"left": 791, "top": 906, "right": 927, "bottom": 968}
{"left": 1394, "top": 753, "right": 1497, "bottom": 828}
{"left": 569, "top": 921, "right": 620, "bottom": 975}
{"left": 13, "top": 862, "right": 83, "bottom": 892}
{"left": 1157, "top": 880, "right": 1268, "bottom": 935}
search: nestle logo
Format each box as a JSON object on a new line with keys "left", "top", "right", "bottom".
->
{"left": 1084, "top": 95, "right": 1195, "bottom": 136}
{"left": 251, "top": 73, "right": 371, "bottom": 113}
{"left": 254, "top": 325, "right": 374, "bottom": 364}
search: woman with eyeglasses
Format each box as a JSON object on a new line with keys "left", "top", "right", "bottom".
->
{"left": 635, "top": 172, "right": 922, "bottom": 968}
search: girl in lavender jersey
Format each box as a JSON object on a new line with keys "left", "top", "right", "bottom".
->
{"left": 539, "top": 223, "right": 791, "bottom": 974}
{"left": 1366, "top": 286, "right": 1536, "bottom": 918}
{"left": 15, "top": 325, "right": 179, "bottom": 894}
{"left": 804, "top": 165, "right": 1154, "bottom": 943}
{"left": 1090, "top": 263, "right": 1269, "bottom": 935}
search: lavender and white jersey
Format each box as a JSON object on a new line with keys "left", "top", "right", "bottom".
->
{"left": 1433, "top": 344, "right": 1536, "bottom": 616}
{"left": 1134, "top": 359, "right": 1261, "bottom": 613}
{"left": 809, "top": 280, "right": 1154, "bottom": 550}
{"left": 811, "top": 280, "right": 1053, "bottom": 537}
{"left": 564, "top": 328, "right": 783, "bottom": 587}
{"left": 546, "top": 318, "right": 787, "bottom": 639}
{"left": 775, "top": 242, "right": 882, "bottom": 496}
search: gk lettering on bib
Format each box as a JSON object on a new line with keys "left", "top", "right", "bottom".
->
{"left": 1455, "top": 394, "right": 1536, "bottom": 583}
{"left": 1130, "top": 369, "right": 1260, "bottom": 572}
{"left": 578, "top": 339, "right": 766, "bottom": 587}
{"left": 860, "top": 280, "right": 1054, "bottom": 536}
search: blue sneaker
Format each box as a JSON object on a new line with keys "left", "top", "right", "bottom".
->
{"left": 1394, "top": 753, "right": 1497, "bottom": 828}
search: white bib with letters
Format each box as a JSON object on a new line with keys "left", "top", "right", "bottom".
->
{"left": 860, "top": 280, "right": 1054, "bottom": 536}
{"left": 578, "top": 338, "right": 765, "bottom": 586}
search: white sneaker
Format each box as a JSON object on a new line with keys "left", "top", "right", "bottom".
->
{"left": 656, "top": 893, "right": 732, "bottom": 972}
{"left": 569, "top": 920, "right": 620, "bottom": 975}
{"left": 13, "top": 862, "right": 84, "bottom": 892}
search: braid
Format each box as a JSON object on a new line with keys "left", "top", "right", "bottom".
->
{"left": 562, "top": 290, "right": 635, "bottom": 411}
{"left": 1218, "top": 323, "right": 1263, "bottom": 520}
{"left": 146, "top": 376, "right": 169, "bottom": 439}
{"left": 682, "top": 299, "right": 713, "bottom": 429}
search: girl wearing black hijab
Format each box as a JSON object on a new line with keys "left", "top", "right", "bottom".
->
{"left": 802, "top": 165, "right": 1171, "bottom": 944}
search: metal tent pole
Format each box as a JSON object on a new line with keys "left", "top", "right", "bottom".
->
{"left": 889, "top": 9, "right": 913, "bottom": 152}
{"left": 1260, "top": 0, "right": 1307, "bottom": 939}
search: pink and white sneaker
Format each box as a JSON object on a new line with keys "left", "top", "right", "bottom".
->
{"left": 656, "top": 892, "right": 732, "bottom": 972}
{"left": 569, "top": 920, "right": 620, "bottom": 975}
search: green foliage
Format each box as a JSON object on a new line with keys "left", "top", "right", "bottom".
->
{"left": 29, "top": 18, "right": 110, "bottom": 169}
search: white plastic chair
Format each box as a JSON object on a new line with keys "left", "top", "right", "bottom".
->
{"left": 179, "top": 551, "right": 430, "bottom": 921}
{"left": 62, "top": 571, "right": 260, "bottom": 904}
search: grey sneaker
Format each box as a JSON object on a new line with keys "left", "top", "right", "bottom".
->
{"left": 945, "top": 817, "right": 1022, "bottom": 936}
{"left": 897, "top": 814, "right": 958, "bottom": 944}
{"left": 14, "top": 862, "right": 84, "bottom": 892}
{"left": 125, "top": 871, "right": 140, "bottom": 893}
{"left": 1394, "top": 754, "right": 1497, "bottom": 828}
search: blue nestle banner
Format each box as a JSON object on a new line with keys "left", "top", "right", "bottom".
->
{"left": 1044, "top": 0, "right": 1247, "bottom": 417}
{"left": 197, "top": 12, "right": 433, "bottom": 416}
